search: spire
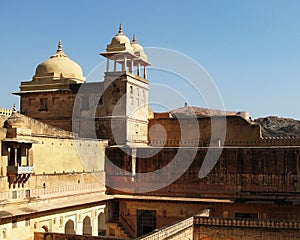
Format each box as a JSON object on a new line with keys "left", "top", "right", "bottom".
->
{"left": 57, "top": 40, "right": 63, "bottom": 51}
{"left": 51, "top": 40, "right": 68, "bottom": 58}
{"left": 132, "top": 33, "right": 137, "bottom": 43}
{"left": 118, "top": 22, "right": 123, "bottom": 35}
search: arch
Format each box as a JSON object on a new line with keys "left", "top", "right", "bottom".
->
{"left": 65, "top": 220, "right": 75, "bottom": 235}
{"left": 41, "top": 225, "right": 49, "bottom": 232}
{"left": 83, "top": 216, "right": 92, "bottom": 236}
{"left": 98, "top": 212, "right": 106, "bottom": 236}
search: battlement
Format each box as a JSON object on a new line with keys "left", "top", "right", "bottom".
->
{"left": 0, "top": 108, "right": 12, "bottom": 116}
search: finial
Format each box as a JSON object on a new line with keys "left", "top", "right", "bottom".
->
{"left": 118, "top": 22, "right": 123, "bottom": 34}
{"left": 132, "top": 33, "right": 137, "bottom": 43}
{"left": 57, "top": 40, "right": 63, "bottom": 51}
{"left": 12, "top": 104, "right": 17, "bottom": 112}
{"left": 51, "top": 40, "right": 68, "bottom": 58}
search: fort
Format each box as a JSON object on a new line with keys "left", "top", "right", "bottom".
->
{"left": 0, "top": 25, "right": 299, "bottom": 240}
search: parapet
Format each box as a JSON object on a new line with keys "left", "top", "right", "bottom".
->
{"left": 0, "top": 108, "right": 12, "bottom": 117}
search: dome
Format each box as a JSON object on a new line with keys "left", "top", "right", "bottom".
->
{"left": 131, "top": 33, "right": 148, "bottom": 61}
{"left": 33, "top": 41, "right": 85, "bottom": 82}
{"left": 106, "top": 24, "right": 134, "bottom": 52}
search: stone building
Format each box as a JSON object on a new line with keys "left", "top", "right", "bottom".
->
{"left": 0, "top": 25, "right": 300, "bottom": 240}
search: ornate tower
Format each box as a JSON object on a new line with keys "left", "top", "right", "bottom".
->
{"left": 98, "top": 24, "right": 151, "bottom": 145}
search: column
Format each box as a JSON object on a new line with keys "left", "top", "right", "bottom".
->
{"left": 129, "top": 58, "right": 133, "bottom": 73}
{"left": 122, "top": 56, "right": 127, "bottom": 72}
{"left": 143, "top": 66, "right": 147, "bottom": 79}
{"left": 106, "top": 59, "right": 110, "bottom": 72}
{"left": 113, "top": 60, "right": 117, "bottom": 72}
{"left": 137, "top": 63, "right": 141, "bottom": 76}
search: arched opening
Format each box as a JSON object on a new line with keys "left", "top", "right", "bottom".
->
{"left": 83, "top": 216, "right": 92, "bottom": 236}
{"left": 41, "top": 225, "right": 49, "bottom": 232}
{"left": 65, "top": 220, "right": 75, "bottom": 235}
{"left": 98, "top": 213, "right": 106, "bottom": 236}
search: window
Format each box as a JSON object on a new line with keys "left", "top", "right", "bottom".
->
{"left": 130, "top": 86, "right": 133, "bottom": 94}
{"left": 52, "top": 97, "right": 59, "bottom": 104}
{"left": 40, "top": 98, "right": 48, "bottom": 111}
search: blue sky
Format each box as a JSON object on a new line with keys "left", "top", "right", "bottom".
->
{"left": 1, "top": 1, "right": 300, "bottom": 119}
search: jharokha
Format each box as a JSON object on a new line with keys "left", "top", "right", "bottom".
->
{"left": 0, "top": 24, "right": 299, "bottom": 240}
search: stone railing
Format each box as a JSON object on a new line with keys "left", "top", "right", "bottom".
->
{"left": 138, "top": 216, "right": 194, "bottom": 240}
{"left": 7, "top": 166, "right": 34, "bottom": 174}
{"left": 194, "top": 217, "right": 300, "bottom": 229}
{"left": 0, "top": 182, "right": 105, "bottom": 202}
{"left": 0, "top": 108, "right": 12, "bottom": 116}
{"left": 34, "top": 232, "right": 124, "bottom": 240}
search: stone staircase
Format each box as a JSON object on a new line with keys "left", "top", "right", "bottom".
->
{"left": 107, "top": 221, "right": 133, "bottom": 239}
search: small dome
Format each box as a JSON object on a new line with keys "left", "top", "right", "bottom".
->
{"left": 131, "top": 33, "right": 148, "bottom": 61}
{"left": 106, "top": 24, "right": 134, "bottom": 52}
{"left": 33, "top": 41, "right": 85, "bottom": 82}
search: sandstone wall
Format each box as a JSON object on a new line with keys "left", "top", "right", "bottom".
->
{"left": 106, "top": 146, "right": 300, "bottom": 201}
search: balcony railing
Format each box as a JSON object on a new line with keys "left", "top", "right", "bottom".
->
{"left": 0, "top": 182, "right": 105, "bottom": 202}
{"left": 194, "top": 217, "right": 300, "bottom": 230}
{"left": 137, "top": 216, "right": 194, "bottom": 240}
{"left": 7, "top": 166, "right": 34, "bottom": 174}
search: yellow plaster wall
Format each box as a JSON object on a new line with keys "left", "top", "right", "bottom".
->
{"left": 31, "top": 137, "right": 107, "bottom": 174}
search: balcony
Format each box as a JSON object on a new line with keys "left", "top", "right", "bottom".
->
{"left": 7, "top": 166, "right": 34, "bottom": 175}
{"left": 7, "top": 166, "right": 34, "bottom": 187}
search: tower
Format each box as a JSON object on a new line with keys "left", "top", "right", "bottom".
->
{"left": 14, "top": 41, "right": 85, "bottom": 131}
{"left": 98, "top": 24, "right": 151, "bottom": 145}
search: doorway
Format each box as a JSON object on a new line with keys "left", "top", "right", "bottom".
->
{"left": 137, "top": 210, "right": 156, "bottom": 237}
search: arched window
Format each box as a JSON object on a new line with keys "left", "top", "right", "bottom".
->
{"left": 98, "top": 213, "right": 106, "bottom": 236}
{"left": 83, "top": 216, "right": 92, "bottom": 235}
{"left": 65, "top": 220, "right": 75, "bottom": 235}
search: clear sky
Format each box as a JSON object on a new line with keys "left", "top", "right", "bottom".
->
{"left": 1, "top": 0, "right": 300, "bottom": 119}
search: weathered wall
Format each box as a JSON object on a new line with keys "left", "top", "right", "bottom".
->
{"left": 0, "top": 112, "right": 107, "bottom": 197}
{"left": 194, "top": 224, "right": 300, "bottom": 240}
{"left": 29, "top": 137, "right": 106, "bottom": 175}
{"left": 19, "top": 89, "right": 77, "bottom": 132}
{"left": 149, "top": 116, "right": 300, "bottom": 147}
{"left": 148, "top": 116, "right": 261, "bottom": 147}
{"left": 106, "top": 146, "right": 300, "bottom": 201}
